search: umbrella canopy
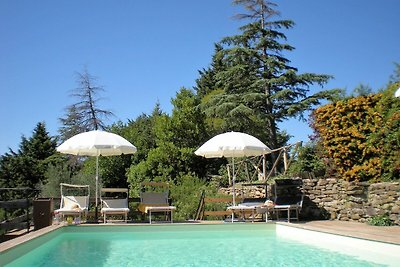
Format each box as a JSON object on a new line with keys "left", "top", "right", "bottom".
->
{"left": 195, "top": 131, "right": 271, "bottom": 205}
{"left": 57, "top": 130, "right": 137, "bottom": 156}
{"left": 195, "top": 131, "right": 271, "bottom": 158}
{"left": 395, "top": 87, "right": 400, "bottom": 98}
{"left": 57, "top": 130, "right": 137, "bottom": 221}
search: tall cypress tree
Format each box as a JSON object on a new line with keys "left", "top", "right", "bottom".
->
{"left": 196, "top": 0, "right": 340, "bottom": 149}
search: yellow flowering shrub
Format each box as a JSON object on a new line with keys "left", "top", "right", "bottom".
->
{"left": 313, "top": 94, "right": 383, "bottom": 181}
{"left": 313, "top": 84, "right": 400, "bottom": 182}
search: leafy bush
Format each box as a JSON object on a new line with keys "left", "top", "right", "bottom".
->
{"left": 287, "top": 142, "right": 328, "bottom": 178}
{"left": 313, "top": 86, "right": 400, "bottom": 182}
{"left": 367, "top": 215, "right": 393, "bottom": 226}
{"left": 169, "top": 174, "right": 210, "bottom": 221}
{"left": 41, "top": 163, "right": 98, "bottom": 198}
{"left": 0, "top": 208, "right": 4, "bottom": 222}
{"left": 368, "top": 83, "right": 400, "bottom": 181}
{"left": 313, "top": 94, "right": 382, "bottom": 181}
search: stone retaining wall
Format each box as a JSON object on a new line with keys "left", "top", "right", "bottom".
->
{"left": 303, "top": 179, "right": 400, "bottom": 225}
{"left": 219, "top": 179, "right": 400, "bottom": 225}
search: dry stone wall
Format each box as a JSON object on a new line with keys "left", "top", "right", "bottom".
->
{"left": 219, "top": 178, "right": 400, "bottom": 225}
{"left": 302, "top": 178, "right": 400, "bottom": 225}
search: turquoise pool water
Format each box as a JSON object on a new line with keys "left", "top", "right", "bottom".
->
{"left": 2, "top": 224, "right": 391, "bottom": 267}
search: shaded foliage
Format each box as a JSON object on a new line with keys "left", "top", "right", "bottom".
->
{"left": 41, "top": 163, "right": 97, "bottom": 198}
{"left": 287, "top": 142, "right": 329, "bottom": 178}
{"left": 169, "top": 174, "right": 208, "bottom": 221}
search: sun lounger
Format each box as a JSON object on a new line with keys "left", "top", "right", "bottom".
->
{"left": 54, "top": 183, "right": 89, "bottom": 222}
{"left": 273, "top": 195, "right": 303, "bottom": 222}
{"left": 227, "top": 205, "right": 258, "bottom": 222}
{"left": 273, "top": 179, "right": 304, "bottom": 222}
{"left": 100, "top": 188, "right": 130, "bottom": 223}
{"left": 227, "top": 198, "right": 267, "bottom": 223}
{"left": 138, "top": 182, "right": 176, "bottom": 224}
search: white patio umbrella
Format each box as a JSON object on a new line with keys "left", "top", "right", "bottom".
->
{"left": 195, "top": 131, "right": 271, "bottom": 205}
{"left": 395, "top": 87, "right": 400, "bottom": 98}
{"left": 56, "top": 130, "right": 137, "bottom": 221}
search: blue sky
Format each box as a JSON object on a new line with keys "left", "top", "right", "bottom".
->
{"left": 1, "top": 0, "right": 399, "bottom": 155}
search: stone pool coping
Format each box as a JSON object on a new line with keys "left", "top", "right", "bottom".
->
{"left": 279, "top": 220, "right": 400, "bottom": 245}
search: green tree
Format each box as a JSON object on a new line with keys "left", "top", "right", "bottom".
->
{"left": 80, "top": 122, "right": 137, "bottom": 189}
{"left": 126, "top": 103, "right": 163, "bottom": 164}
{"left": 351, "top": 83, "right": 373, "bottom": 97}
{"left": 127, "top": 88, "right": 208, "bottom": 194}
{"left": 58, "top": 67, "right": 114, "bottom": 141}
{"left": 370, "top": 82, "right": 400, "bottom": 180}
{"left": 124, "top": 89, "right": 211, "bottom": 220}
{"left": 287, "top": 142, "right": 328, "bottom": 178}
{"left": 0, "top": 122, "right": 57, "bottom": 189}
{"left": 58, "top": 105, "right": 86, "bottom": 141}
{"left": 388, "top": 62, "right": 400, "bottom": 84}
{"left": 41, "top": 163, "right": 98, "bottom": 198}
{"left": 75, "top": 103, "right": 163, "bottom": 190}
{"left": 162, "top": 88, "right": 208, "bottom": 148}
{"left": 0, "top": 152, "right": 21, "bottom": 188}
{"left": 196, "top": 0, "right": 339, "bottom": 150}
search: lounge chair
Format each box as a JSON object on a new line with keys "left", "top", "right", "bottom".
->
{"left": 227, "top": 198, "right": 267, "bottom": 223}
{"left": 138, "top": 182, "right": 176, "bottom": 224}
{"left": 54, "top": 183, "right": 90, "bottom": 222}
{"left": 272, "top": 179, "right": 304, "bottom": 222}
{"left": 100, "top": 188, "right": 130, "bottom": 223}
{"left": 273, "top": 195, "right": 303, "bottom": 222}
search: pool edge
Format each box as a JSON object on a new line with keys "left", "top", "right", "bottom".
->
{"left": 1, "top": 225, "right": 63, "bottom": 254}
{"left": 276, "top": 221, "right": 400, "bottom": 246}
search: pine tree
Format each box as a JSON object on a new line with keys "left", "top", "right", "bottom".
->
{"left": 58, "top": 67, "right": 114, "bottom": 141}
{"left": 196, "top": 0, "right": 340, "bottom": 149}
{"left": 0, "top": 122, "right": 57, "bottom": 189}
{"left": 388, "top": 62, "right": 400, "bottom": 84}
{"left": 58, "top": 105, "right": 87, "bottom": 141}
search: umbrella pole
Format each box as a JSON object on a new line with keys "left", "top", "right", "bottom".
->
{"left": 263, "top": 154, "right": 266, "bottom": 181}
{"left": 231, "top": 158, "right": 236, "bottom": 223}
{"left": 232, "top": 158, "right": 236, "bottom": 206}
{"left": 95, "top": 155, "right": 99, "bottom": 222}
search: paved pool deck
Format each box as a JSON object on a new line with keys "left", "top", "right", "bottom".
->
{"left": 278, "top": 220, "right": 400, "bottom": 245}
{"left": 1, "top": 220, "right": 399, "bottom": 253}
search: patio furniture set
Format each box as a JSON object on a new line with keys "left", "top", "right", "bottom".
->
{"left": 54, "top": 182, "right": 175, "bottom": 224}
{"left": 227, "top": 195, "right": 303, "bottom": 223}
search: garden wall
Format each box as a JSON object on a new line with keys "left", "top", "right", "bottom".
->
{"left": 302, "top": 178, "right": 400, "bottom": 225}
{"left": 219, "top": 178, "right": 400, "bottom": 225}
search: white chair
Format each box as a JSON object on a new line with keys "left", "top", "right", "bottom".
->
{"left": 54, "top": 183, "right": 89, "bottom": 222}
{"left": 100, "top": 188, "right": 130, "bottom": 223}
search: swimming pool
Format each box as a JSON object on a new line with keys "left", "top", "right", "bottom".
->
{"left": 2, "top": 224, "right": 399, "bottom": 266}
